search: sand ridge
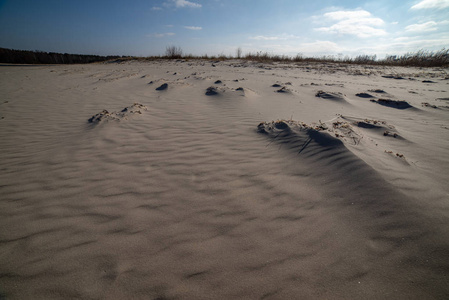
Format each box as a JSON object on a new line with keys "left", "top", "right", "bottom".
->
{"left": 0, "top": 60, "right": 448, "bottom": 299}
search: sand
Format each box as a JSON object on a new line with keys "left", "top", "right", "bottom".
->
{"left": 0, "top": 60, "right": 448, "bottom": 299}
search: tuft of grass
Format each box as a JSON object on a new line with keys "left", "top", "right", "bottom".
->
{"left": 165, "top": 46, "right": 183, "bottom": 59}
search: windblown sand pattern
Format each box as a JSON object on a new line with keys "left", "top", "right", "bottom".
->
{"left": 1, "top": 60, "right": 448, "bottom": 299}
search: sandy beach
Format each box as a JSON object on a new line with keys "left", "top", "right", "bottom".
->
{"left": 1, "top": 60, "right": 448, "bottom": 299}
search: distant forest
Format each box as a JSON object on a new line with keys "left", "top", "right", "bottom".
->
{"left": 0, "top": 48, "right": 123, "bottom": 64}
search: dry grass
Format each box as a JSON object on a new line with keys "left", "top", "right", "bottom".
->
{"left": 383, "top": 49, "right": 449, "bottom": 67}
{"left": 113, "top": 48, "right": 449, "bottom": 68}
{"left": 4, "top": 46, "right": 447, "bottom": 67}
{"left": 151, "top": 47, "right": 449, "bottom": 68}
{"left": 237, "top": 49, "right": 449, "bottom": 67}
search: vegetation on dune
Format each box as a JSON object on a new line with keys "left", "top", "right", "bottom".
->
{"left": 1, "top": 46, "right": 448, "bottom": 67}
{"left": 155, "top": 47, "right": 449, "bottom": 67}
{"left": 228, "top": 48, "right": 449, "bottom": 67}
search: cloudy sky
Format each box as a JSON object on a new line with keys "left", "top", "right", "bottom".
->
{"left": 0, "top": 0, "right": 448, "bottom": 57}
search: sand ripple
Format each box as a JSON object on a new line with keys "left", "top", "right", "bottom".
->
{"left": 1, "top": 61, "right": 448, "bottom": 299}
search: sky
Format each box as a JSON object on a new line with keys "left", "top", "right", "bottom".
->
{"left": 0, "top": 0, "right": 448, "bottom": 57}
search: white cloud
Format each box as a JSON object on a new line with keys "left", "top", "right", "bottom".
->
{"left": 184, "top": 26, "right": 202, "bottom": 30}
{"left": 148, "top": 33, "right": 176, "bottom": 38}
{"left": 411, "top": 0, "right": 449, "bottom": 10}
{"left": 405, "top": 21, "right": 438, "bottom": 32}
{"left": 316, "top": 25, "right": 386, "bottom": 38}
{"left": 394, "top": 37, "right": 411, "bottom": 42}
{"left": 298, "top": 41, "right": 342, "bottom": 53}
{"left": 314, "top": 9, "right": 387, "bottom": 38}
{"left": 174, "top": 0, "right": 201, "bottom": 8}
{"left": 384, "top": 37, "right": 449, "bottom": 51}
{"left": 250, "top": 36, "right": 282, "bottom": 41}
{"left": 249, "top": 34, "right": 299, "bottom": 41}
{"left": 324, "top": 10, "right": 372, "bottom": 22}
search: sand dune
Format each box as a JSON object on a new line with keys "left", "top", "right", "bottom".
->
{"left": 315, "top": 90, "right": 346, "bottom": 101}
{"left": 0, "top": 60, "right": 448, "bottom": 299}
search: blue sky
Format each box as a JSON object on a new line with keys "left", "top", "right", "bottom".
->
{"left": 0, "top": 0, "right": 448, "bottom": 57}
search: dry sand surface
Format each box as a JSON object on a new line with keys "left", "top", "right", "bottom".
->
{"left": 1, "top": 60, "right": 449, "bottom": 299}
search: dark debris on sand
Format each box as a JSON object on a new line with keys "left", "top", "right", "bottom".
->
{"left": 356, "top": 93, "right": 375, "bottom": 98}
{"left": 156, "top": 83, "right": 168, "bottom": 91}
{"left": 276, "top": 87, "right": 290, "bottom": 93}
{"left": 382, "top": 75, "right": 404, "bottom": 80}
{"left": 205, "top": 87, "right": 219, "bottom": 96}
{"left": 422, "top": 102, "right": 438, "bottom": 108}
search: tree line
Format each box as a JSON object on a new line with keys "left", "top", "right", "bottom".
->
{"left": 0, "top": 47, "right": 123, "bottom": 64}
